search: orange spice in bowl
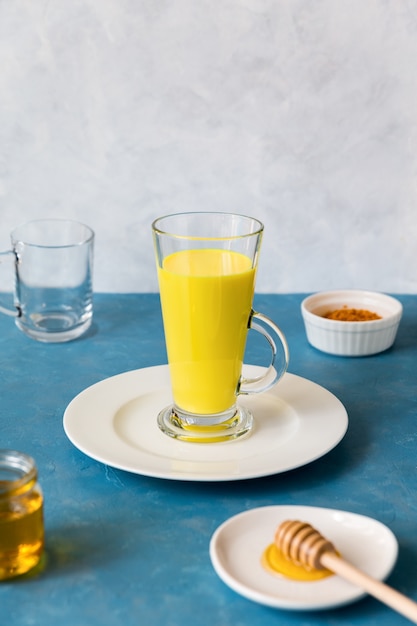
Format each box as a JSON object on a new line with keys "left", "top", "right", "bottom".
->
{"left": 323, "top": 307, "right": 381, "bottom": 322}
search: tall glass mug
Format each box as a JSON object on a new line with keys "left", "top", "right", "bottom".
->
{"left": 0, "top": 219, "right": 94, "bottom": 342}
{"left": 152, "top": 212, "right": 289, "bottom": 443}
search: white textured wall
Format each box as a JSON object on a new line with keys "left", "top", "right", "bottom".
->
{"left": 1, "top": 0, "right": 416, "bottom": 293}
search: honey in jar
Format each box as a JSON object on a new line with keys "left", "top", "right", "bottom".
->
{"left": 0, "top": 450, "right": 44, "bottom": 580}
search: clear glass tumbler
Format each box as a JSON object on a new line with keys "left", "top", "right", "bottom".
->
{"left": 0, "top": 219, "right": 94, "bottom": 342}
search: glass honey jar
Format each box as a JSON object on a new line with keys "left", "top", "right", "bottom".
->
{"left": 0, "top": 450, "right": 44, "bottom": 580}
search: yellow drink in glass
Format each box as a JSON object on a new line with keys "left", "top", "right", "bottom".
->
{"left": 152, "top": 212, "right": 289, "bottom": 443}
{"left": 158, "top": 248, "right": 255, "bottom": 415}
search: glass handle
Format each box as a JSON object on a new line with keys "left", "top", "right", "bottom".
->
{"left": 0, "top": 250, "right": 19, "bottom": 317}
{"left": 238, "top": 310, "right": 289, "bottom": 395}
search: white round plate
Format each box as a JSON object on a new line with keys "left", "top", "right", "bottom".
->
{"left": 63, "top": 364, "right": 348, "bottom": 482}
{"left": 209, "top": 505, "right": 398, "bottom": 610}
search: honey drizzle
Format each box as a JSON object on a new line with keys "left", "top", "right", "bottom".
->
{"left": 261, "top": 543, "right": 334, "bottom": 582}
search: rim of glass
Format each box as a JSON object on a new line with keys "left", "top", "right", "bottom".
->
{"left": 152, "top": 212, "right": 264, "bottom": 240}
{"left": 11, "top": 218, "right": 95, "bottom": 248}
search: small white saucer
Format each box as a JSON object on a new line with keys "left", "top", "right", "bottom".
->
{"left": 209, "top": 505, "right": 398, "bottom": 610}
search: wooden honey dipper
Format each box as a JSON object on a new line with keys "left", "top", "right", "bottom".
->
{"left": 275, "top": 520, "right": 417, "bottom": 624}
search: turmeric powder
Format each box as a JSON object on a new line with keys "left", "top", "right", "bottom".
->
{"left": 323, "top": 307, "right": 381, "bottom": 321}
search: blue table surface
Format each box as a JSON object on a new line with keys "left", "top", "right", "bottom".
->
{"left": 1, "top": 293, "right": 417, "bottom": 626}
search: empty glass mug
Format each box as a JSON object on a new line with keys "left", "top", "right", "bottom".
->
{"left": 0, "top": 219, "right": 94, "bottom": 342}
{"left": 152, "top": 212, "right": 289, "bottom": 443}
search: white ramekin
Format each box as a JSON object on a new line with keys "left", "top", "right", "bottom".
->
{"left": 301, "top": 290, "right": 403, "bottom": 356}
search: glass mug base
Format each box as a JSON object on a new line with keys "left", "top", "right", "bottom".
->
{"left": 16, "top": 313, "right": 92, "bottom": 343}
{"left": 157, "top": 405, "right": 254, "bottom": 443}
